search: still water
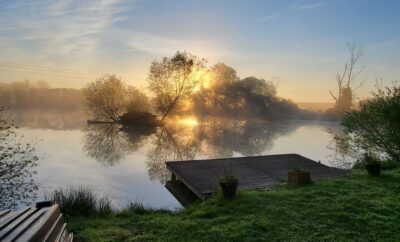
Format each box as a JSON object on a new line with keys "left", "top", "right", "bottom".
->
{"left": 2, "top": 111, "right": 345, "bottom": 210}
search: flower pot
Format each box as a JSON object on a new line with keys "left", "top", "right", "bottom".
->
{"left": 288, "top": 171, "right": 311, "bottom": 185}
{"left": 366, "top": 163, "right": 381, "bottom": 176}
{"left": 219, "top": 179, "right": 238, "bottom": 199}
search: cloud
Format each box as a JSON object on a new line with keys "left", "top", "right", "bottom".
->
{"left": 256, "top": 1, "right": 324, "bottom": 22}
{"left": 297, "top": 3, "right": 323, "bottom": 9}
{"left": 0, "top": 0, "right": 131, "bottom": 58}
{"left": 127, "top": 32, "right": 252, "bottom": 60}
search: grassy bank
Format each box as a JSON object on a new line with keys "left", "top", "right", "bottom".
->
{"left": 66, "top": 168, "right": 400, "bottom": 242}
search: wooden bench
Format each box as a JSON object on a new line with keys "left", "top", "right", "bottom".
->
{"left": 0, "top": 202, "right": 72, "bottom": 242}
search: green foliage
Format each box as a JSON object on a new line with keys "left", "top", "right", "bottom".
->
{"left": 362, "top": 153, "right": 381, "bottom": 165}
{"left": 66, "top": 168, "right": 400, "bottom": 242}
{"left": 336, "top": 82, "right": 400, "bottom": 162}
{"left": 47, "top": 186, "right": 114, "bottom": 217}
{"left": 0, "top": 107, "right": 38, "bottom": 209}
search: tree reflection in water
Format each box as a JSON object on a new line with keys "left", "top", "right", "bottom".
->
{"left": 83, "top": 117, "right": 298, "bottom": 183}
{"left": 83, "top": 124, "right": 155, "bottom": 166}
{"left": 147, "top": 122, "right": 200, "bottom": 182}
{"left": 0, "top": 157, "right": 38, "bottom": 210}
{"left": 1, "top": 109, "right": 38, "bottom": 210}
{"left": 146, "top": 117, "right": 297, "bottom": 182}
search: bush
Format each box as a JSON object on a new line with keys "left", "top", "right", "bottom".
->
{"left": 335, "top": 81, "right": 400, "bottom": 163}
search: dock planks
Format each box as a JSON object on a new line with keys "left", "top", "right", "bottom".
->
{"left": 166, "top": 153, "right": 349, "bottom": 201}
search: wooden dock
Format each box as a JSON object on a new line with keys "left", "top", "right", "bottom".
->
{"left": 166, "top": 153, "right": 349, "bottom": 201}
{"left": 0, "top": 203, "right": 72, "bottom": 242}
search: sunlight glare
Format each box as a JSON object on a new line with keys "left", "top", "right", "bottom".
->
{"left": 177, "top": 116, "right": 198, "bottom": 127}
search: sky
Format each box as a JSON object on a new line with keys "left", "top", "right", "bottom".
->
{"left": 0, "top": 0, "right": 399, "bottom": 102}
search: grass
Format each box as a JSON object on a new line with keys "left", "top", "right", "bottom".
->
{"left": 47, "top": 186, "right": 113, "bottom": 216}
{"left": 65, "top": 168, "right": 400, "bottom": 242}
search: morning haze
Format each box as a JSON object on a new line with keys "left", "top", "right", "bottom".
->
{"left": 1, "top": 1, "right": 400, "bottom": 241}
{"left": 1, "top": 0, "right": 400, "bottom": 102}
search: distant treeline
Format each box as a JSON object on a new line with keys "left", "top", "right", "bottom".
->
{"left": 0, "top": 80, "right": 82, "bottom": 110}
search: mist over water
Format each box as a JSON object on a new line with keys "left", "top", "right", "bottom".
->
{"left": 2, "top": 110, "right": 345, "bottom": 210}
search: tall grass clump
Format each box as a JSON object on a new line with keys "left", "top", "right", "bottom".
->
{"left": 47, "top": 186, "right": 114, "bottom": 216}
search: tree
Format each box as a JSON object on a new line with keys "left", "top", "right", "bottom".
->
{"left": 334, "top": 81, "right": 400, "bottom": 162}
{"left": 83, "top": 74, "right": 127, "bottom": 122}
{"left": 330, "top": 43, "right": 365, "bottom": 113}
{"left": 193, "top": 63, "right": 239, "bottom": 115}
{"left": 0, "top": 107, "right": 38, "bottom": 209}
{"left": 126, "top": 86, "right": 150, "bottom": 113}
{"left": 147, "top": 51, "right": 207, "bottom": 121}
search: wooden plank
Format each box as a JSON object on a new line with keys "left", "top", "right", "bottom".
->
{"left": 167, "top": 169, "right": 206, "bottom": 201}
{"left": 0, "top": 210, "right": 10, "bottom": 218}
{"left": 17, "top": 204, "right": 61, "bottom": 242}
{"left": 0, "top": 204, "right": 72, "bottom": 242}
{"left": 165, "top": 180, "right": 200, "bottom": 207}
{"left": 0, "top": 207, "right": 30, "bottom": 230}
{"left": 1, "top": 209, "right": 44, "bottom": 242}
{"left": 0, "top": 208, "right": 37, "bottom": 241}
{"left": 43, "top": 213, "right": 64, "bottom": 242}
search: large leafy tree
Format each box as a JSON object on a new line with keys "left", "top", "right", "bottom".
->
{"left": 83, "top": 74, "right": 149, "bottom": 122}
{"left": 147, "top": 51, "right": 207, "bottom": 121}
{"left": 83, "top": 74, "right": 127, "bottom": 122}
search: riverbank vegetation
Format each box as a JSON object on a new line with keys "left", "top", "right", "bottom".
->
{"left": 333, "top": 81, "right": 400, "bottom": 164}
{"left": 61, "top": 166, "right": 400, "bottom": 242}
{"left": 81, "top": 51, "right": 321, "bottom": 127}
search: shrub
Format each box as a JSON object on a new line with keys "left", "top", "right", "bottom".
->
{"left": 335, "top": 81, "right": 400, "bottom": 163}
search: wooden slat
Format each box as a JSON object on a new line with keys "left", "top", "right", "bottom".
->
{"left": 0, "top": 204, "right": 73, "bottom": 242}
{"left": 1, "top": 209, "right": 45, "bottom": 242}
{"left": 0, "top": 207, "right": 30, "bottom": 230}
{"left": 55, "top": 223, "right": 67, "bottom": 242}
{"left": 0, "top": 208, "right": 37, "bottom": 241}
{"left": 0, "top": 210, "right": 10, "bottom": 218}
{"left": 166, "top": 153, "right": 349, "bottom": 200}
{"left": 17, "top": 205, "right": 61, "bottom": 242}
{"left": 43, "top": 213, "right": 64, "bottom": 242}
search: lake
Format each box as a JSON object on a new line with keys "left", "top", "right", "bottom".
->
{"left": 2, "top": 111, "right": 347, "bottom": 210}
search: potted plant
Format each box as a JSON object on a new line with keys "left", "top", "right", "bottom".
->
{"left": 363, "top": 153, "right": 381, "bottom": 176}
{"left": 288, "top": 166, "right": 311, "bottom": 185}
{"left": 219, "top": 162, "right": 238, "bottom": 199}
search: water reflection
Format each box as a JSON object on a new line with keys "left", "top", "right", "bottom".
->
{"left": 0, "top": 110, "right": 39, "bottom": 209}
{"left": 82, "top": 117, "right": 299, "bottom": 183}
{"left": 83, "top": 124, "right": 155, "bottom": 166}
{"left": 6, "top": 110, "right": 86, "bottom": 130}
{"left": 0, "top": 160, "right": 38, "bottom": 210}
{"left": 4, "top": 110, "right": 344, "bottom": 209}
{"left": 147, "top": 124, "right": 200, "bottom": 182}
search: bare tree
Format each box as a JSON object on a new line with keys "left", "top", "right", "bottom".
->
{"left": 147, "top": 51, "right": 207, "bottom": 121}
{"left": 83, "top": 74, "right": 126, "bottom": 122}
{"left": 330, "top": 43, "right": 365, "bottom": 112}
